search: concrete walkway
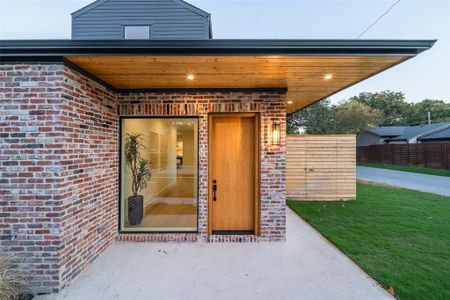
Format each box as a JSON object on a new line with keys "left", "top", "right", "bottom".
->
{"left": 357, "top": 166, "right": 450, "bottom": 196}
{"left": 39, "top": 208, "right": 391, "bottom": 300}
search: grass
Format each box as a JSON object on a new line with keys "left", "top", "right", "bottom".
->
{"left": 288, "top": 182, "right": 450, "bottom": 300}
{"left": 358, "top": 162, "right": 450, "bottom": 177}
{"left": 0, "top": 255, "right": 32, "bottom": 300}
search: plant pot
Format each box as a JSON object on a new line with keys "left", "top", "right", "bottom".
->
{"left": 128, "top": 195, "right": 143, "bottom": 225}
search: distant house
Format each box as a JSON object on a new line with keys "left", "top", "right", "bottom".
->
{"left": 357, "top": 122, "right": 450, "bottom": 146}
{"left": 356, "top": 126, "right": 405, "bottom": 146}
{"left": 417, "top": 125, "right": 450, "bottom": 143}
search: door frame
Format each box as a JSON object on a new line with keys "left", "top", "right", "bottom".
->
{"left": 207, "top": 113, "right": 260, "bottom": 235}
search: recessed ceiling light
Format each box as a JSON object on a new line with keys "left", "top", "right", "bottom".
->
{"left": 287, "top": 101, "right": 293, "bottom": 104}
{"left": 324, "top": 74, "right": 333, "bottom": 80}
{"left": 187, "top": 74, "right": 195, "bottom": 80}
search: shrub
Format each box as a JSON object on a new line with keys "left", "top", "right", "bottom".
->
{"left": 0, "top": 255, "right": 32, "bottom": 300}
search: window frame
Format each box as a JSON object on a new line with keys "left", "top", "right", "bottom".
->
{"left": 123, "top": 24, "right": 152, "bottom": 40}
{"left": 118, "top": 116, "right": 200, "bottom": 234}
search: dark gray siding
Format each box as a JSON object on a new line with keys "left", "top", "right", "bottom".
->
{"left": 72, "top": 0, "right": 211, "bottom": 40}
{"left": 357, "top": 131, "right": 382, "bottom": 146}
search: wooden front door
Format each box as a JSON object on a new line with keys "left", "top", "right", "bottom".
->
{"left": 209, "top": 113, "right": 259, "bottom": 235}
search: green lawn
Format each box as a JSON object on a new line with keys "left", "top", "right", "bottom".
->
{"left": 358, "top": 162, "right": 450, "bottom": 177}
{"left": 288, "top": 182, "right": 450, "bottom": 300}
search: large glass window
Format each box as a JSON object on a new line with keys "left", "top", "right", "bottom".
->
{"left": 120, "top": 118, "right": 198, "bottom": 232}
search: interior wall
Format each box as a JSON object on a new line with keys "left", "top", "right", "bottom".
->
{"left": 121, "top": 118, "right": 177, "bottom": 208}
{"left": 180, "top": 127, "right": 197, "bottom": 174}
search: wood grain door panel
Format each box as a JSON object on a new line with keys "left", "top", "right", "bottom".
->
{"left": 209, "top": 114, "right": 258, "bottom": 233}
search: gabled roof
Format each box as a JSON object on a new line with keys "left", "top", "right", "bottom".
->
{"left": 72, "top": 0, "right": 210, "bottom": 18}
{"left": 387, "top": 122, "right": 450, "bottom": 141}
{"left": 417, "top": 124, "right": 450, "bottom": 141}
{"left": 365, "top": 126, "right": 405, "bottom": 137}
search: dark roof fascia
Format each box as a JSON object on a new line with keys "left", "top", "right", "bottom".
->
{"left": 418, "top": 137, "right": 450, "bottom": 141}
{"left": 417, "top": 124, "right": 450, "bottom": 140}
{"left": 365, "top": 127, "right": 403, "bottom": 137}
{"left": 0, "top": 39, "right": 436, "bottom": 59}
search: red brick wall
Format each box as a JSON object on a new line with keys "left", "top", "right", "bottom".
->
{"left": 0, "top": 64, "right": 118, "bottom": 293}
{"left": 57, "top": 67, "right": 118, "bottom": 289}
{"left": 117, "top": 92, "right": 287, "bottom": 242}
{"left": 0, "top": 64, "right": 66, "bottom": 293}
{"left": 1, "top": 64, "right": 286, "bottom": 293}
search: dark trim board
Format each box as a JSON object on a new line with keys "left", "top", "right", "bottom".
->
{"left": 0, "top": 39, "right": 436, "bottom": 57}
{"left": 212, "top": 230, "right": 255, "bottom": 235}
{"left": 117, "top": 88, "right": 288, "bottom": 94}
{"left": 63, "top": 58, "right": 116, "bottom": 91}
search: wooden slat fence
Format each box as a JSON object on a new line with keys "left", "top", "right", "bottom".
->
{"left": 357, "top": 143, "right": 450, "bottom": 170}
{"left": 287, "top": 135, "right": 356, "bottom": 201}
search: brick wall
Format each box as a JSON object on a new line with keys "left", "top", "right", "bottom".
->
{"left": 0, "top": 64, "right": 66, "bottom": 293}
{"left": 57, "top": 67, "right": 118, "bottom": 289}
{"left": 0, "top": 64, "right": 118, "bottom": 293}
{"left": 117, "top": 92, "right": 287, "bottom": 242}
{"left": 1, "top": 63, "right": 287, "bottom": 293}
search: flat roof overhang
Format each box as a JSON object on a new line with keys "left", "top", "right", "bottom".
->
{"left": 0, "top": 39, "right": 436, "bottom": 113}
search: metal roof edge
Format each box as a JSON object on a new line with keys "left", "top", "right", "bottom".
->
{"left": 0, "top": 39, "right": 436, "bottom": 58}
{"left": 417, "top": 123, "right": 450, "bottom": 139}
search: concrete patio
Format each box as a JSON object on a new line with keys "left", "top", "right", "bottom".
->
{"left": 38, "top": 209, "right": 392, "bottom": 300}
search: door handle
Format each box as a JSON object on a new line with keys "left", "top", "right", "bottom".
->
{"left": 212, "top": 180, "right": 217, "bottom": 201}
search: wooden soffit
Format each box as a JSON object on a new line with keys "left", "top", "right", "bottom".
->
{"left": 65, "top": 55, "right": 408, "bottom": 113}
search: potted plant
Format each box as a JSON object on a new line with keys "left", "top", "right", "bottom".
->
{"left": 124, "top": 133, "right": 152, "bottom": 225}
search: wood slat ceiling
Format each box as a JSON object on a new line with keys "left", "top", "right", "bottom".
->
{"left": 66, "top": 55, "right": 408, "bottom": 113}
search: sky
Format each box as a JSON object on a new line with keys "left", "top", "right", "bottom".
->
{"left": 1, "top": 0, "right": 449, "bottom": 104}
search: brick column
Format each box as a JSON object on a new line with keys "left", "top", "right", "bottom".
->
{"left": 0, "top": 64, "right": 119, "bottom": 293}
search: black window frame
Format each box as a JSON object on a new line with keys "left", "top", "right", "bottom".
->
{"left": 118, "top": 116, "right": 200, "bottom": 234}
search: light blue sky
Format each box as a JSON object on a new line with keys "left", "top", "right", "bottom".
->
{"left": 1, "top": 0, "right": 449, "bottom": 104}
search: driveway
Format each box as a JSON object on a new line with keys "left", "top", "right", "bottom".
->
{"left": 39, "top": 209, "right": 391, "bottom": 300}
{"left": 357, "top": 166, "right": 450, "bottom": 196}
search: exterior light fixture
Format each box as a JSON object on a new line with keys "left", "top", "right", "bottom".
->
{"left": 187, "top": 74, "right": 195, "bottom": 80}
{"left": 270, "top": 119, "right": 281, "bottom": 146}
{"left": 324, "top": 74, "right": 333, "bottom": 80}
{"left": 287, "top": 101, "right": 293, "bottom": 104}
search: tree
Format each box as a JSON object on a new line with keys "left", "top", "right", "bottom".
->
{"left": 334, "top": 100, "right": 384, "bottom": 134}
{"left": 404, "top": 99, "right": 450, "bottom": 125}
{"left": 286, "top": 90, "right": 449, "bottom": 135}
{"left": 350, "top": 90, "right": 409, "bottom": 125}
{"left": 287, "top": 99, "right": 335, "bottom": 134}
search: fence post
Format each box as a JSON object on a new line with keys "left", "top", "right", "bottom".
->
{"left": 379, "top": 145, "right": 382, "bottom": 162}
{"left": 424, "top": 144, "right": 427, "bottom": 168}
{"left": 392, "top": 145, "right": 395, "bottom": 165}
{"left": 407, "top": 144, "right": 410, "bottom": 166}
{"left": 445, "top": 144, "right": 448, "bottom": 170}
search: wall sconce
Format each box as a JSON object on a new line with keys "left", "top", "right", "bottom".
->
{"left": 270, "top": 119, "right": 281, "bottom": 146}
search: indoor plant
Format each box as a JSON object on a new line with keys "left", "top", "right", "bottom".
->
{"left": 124, "top": 133, "right": 152, "bottom": 225}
